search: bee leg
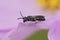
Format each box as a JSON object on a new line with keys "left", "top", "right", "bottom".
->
{"left": 17, "top": 18, "right": 22, "bottom": 20}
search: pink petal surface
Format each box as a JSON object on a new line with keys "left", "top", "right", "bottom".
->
{"left": 0, "top": 0, "right": 19, "bottom": 39}
{"left": 48, "top": 20, "right": 60, "bottom": 40}
{"left": 4, "top": 21, "right": 49, "bottom": 40}
{"left": 48, "top": 11, "right": 60, "bottom": 40}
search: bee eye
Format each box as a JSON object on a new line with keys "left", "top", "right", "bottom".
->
{"left": 23, "top": 17, "right": 28, "bottom": 22}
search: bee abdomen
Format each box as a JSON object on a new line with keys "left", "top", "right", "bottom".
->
{"left": 35, "top": 16, "right": 45, "bottom": 21}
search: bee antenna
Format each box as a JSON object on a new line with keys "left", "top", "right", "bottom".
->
{"left": 17, "top": 11, "right": 23, "bottom": 20}
{"left": 20, "top": 11, "right": 24, "bottom": 18}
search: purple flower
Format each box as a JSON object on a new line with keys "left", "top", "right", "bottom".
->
{"left": 0, "top": 0, "right": 60, "bottom": 40}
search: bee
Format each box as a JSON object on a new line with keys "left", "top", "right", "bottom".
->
{"left": 17, "top": 11, "right": 45, "bottom": 22}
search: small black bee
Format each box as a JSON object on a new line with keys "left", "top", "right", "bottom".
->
{"left": 17, "top": 11, "right": 45, "bottom": 22}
